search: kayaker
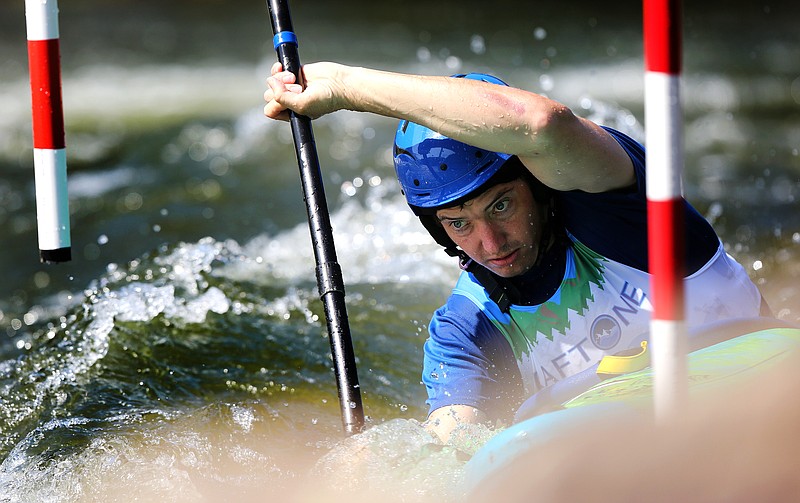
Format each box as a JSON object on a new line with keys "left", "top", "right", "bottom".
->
{"left": 263, "top": 62, "right": 768, "bottom": 442}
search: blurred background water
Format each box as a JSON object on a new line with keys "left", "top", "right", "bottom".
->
{"left": 0, "top": 0, "right": 798, "bottom": 500}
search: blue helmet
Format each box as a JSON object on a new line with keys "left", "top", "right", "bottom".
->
{"left": 393, "top": 73, "right": 513, "bottom": 213}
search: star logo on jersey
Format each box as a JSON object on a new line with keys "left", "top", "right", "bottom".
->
{"left": 590, "top": 315, "right": 621, "bottom": 350}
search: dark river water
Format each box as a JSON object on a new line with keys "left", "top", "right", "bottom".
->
{"left": 0, "top": 0, "right": 798, "bottom": 500}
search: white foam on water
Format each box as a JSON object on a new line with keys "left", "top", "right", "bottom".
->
{"left": 0, "top": 240, "right": 235, "bottom": 464}
{"left": 66, "top": 166, "right": 144, "bottom": 199}
{"left": 305, "top": 417, "right": 498, "bottom": 501}
{"left": 0, "top": 400, "right": 338, "bottom": 503}
{"left": 0, "top": 61, "right": 266, "bottom": 167}
{"left": 222, "top": 177, "right": 460, "bottom": 289}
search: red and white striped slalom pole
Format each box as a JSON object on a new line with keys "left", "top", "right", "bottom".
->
{"left": 25, "top": 0, "right": 71, "bottom": 263}
{"left": 644, "top": 0, "right": 687, "bottom": 420}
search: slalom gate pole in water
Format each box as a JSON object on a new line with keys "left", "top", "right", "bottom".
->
{"left": 266, "top": 0, "right": 365, "bottom": 435}
{"left": 644, "top": 0, "right": 688, "bottom": 420}
{"left": 25, "top": 0, "right": 71, "bottom": 263}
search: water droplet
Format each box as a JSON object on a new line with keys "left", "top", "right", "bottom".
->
{"left": 470, "top": 34, "right": 486, "bottom": 55}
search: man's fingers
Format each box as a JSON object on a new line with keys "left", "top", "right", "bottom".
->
{"left": 264, "top": 72, "right": 306, "bottom": 120}
{"left": 263, "top": 103, "right": 290, "bottom": 122}
{"left": 264, "top": 62, "right": 317, "bottom": 120}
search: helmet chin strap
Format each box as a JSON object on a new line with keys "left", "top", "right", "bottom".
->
{"left": 458, "top": 252, "right": 517, "bottom": 312}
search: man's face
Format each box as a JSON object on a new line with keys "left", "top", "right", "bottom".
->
{"left": 436, "top": 179, "right": 542, "bottom": 278}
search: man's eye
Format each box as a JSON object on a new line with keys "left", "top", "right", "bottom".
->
{"left": 444, "top": 219, "right": 469, "bottom": 233}
{"left": 494, "top": 199, "right": 509, "bottom": 212}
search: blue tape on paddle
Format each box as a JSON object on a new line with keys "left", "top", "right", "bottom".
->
{"left": 273, "top": 31, "right": 298, "bottom": 49}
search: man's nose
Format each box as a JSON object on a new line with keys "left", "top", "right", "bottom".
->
{"left": 478, "top": 221, "right": 507, "bottom": 255}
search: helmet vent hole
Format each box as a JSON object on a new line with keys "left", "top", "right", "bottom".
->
{"left": 439, "top": 164, "right": 448, "bottom": 171}
{"left": 475, "top": 160, "right": 494, "bottom": 175}
{"left": 475, "top": 151, "right": 483, "bottom": 158}
{"left": 413, "top": 179, "right": 420, "bottom": 186}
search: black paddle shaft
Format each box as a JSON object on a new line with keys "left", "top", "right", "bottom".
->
{"left": 266, "top": 0, "right": 365, "bottom": 435}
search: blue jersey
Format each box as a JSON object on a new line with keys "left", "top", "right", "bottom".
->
{"left": 421, "top": 128, "right": 762, "bottom": 422}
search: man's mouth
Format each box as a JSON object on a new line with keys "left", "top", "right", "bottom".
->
{"left": 487, "top": 249, "right": 519, "bottom": 268}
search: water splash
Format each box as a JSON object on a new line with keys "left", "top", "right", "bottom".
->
{"left": 308, "top": 419, "right": 466, "bottom": 501}
{"left": 232, "top": 179, "right": 458, "bottom": 289}
{"left": 0, "top": 238, "right": 235, "bottom": 459}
